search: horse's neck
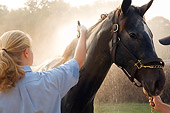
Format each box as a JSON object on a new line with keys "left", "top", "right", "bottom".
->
{"left": 79, "top": 43, "right": 112, "bottom": 90}
{"left": 62, "top": 37, "right": 112, "bottom": 112}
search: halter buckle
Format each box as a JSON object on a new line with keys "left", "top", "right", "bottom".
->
{"left": 134, "top": 60, "right": 143, "bottom": 69}
{"left": 113, "top": 24, "right": 119, "bottom": 33}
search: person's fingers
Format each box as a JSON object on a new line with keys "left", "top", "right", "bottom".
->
{"left": 77, "top": 25, "right": 87, "bottom": 33}
{"left": 150, "top": 102, "right": 153, "bottom": 106}
{"left": 150, "top": 103, "right": 154, "bottom": 107}
{"left": 148, "top": 97, "right": 156, "bottom": 107}
{"left": 149, "top": 97, "right": 153, "bottom": 100}
{"left": 77, "top": 25, "right": 87, "bottom": 38}
{"left": 149, "top": 101, "right": 154, "bottom": 105}
{"left": 77, "top": 25, "right": 83, "bottom": 31}
{"left": 77, "top": 25, "right": 81, "bottom": 32}
{"left": 151, "top": 102, "right": 155, "bottom": 106}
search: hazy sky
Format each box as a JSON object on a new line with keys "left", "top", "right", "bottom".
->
{"left": 0, "top": 0, "right": 169, "bottom": 20}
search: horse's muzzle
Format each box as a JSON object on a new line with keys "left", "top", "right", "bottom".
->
{"left": 139, "top": 68, "right": 165, "bottom": 96}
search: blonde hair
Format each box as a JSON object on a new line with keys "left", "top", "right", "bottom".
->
{"left": 0, "top": 30, "right": 32, "bottom": 92}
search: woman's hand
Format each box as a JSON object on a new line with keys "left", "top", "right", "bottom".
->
{"left": 77, "top": 25, "right": 87, "bottom": 37}
{"left": 74, "top": 23, "right": 87, "bottom": 69}
{"left": 149, "top": 96, "right": 170, "bottom": 113}
{"left": 149, "top": 96, "right": 163, "bottom": 112}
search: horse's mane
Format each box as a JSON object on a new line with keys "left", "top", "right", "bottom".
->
{"left": 88, "top": 16, "right": 107, "bottom": 32}
{"left": 88, "top": 7, "right": 122, "bottom": 32}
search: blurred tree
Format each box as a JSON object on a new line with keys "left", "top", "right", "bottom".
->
{"left": 25, "top": 0, "right": 40, "bottom": 13}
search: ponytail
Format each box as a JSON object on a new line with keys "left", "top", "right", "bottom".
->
{"left": 0, "top": 30, "right": 31, "bottom": 92}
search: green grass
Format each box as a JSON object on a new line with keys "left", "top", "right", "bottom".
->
{"left": 94, "top": 103, "right": 160, "bottom": 113}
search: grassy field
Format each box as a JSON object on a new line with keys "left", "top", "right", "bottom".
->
{"left": 94, "top": 103, "right": 160, "bottom": 113}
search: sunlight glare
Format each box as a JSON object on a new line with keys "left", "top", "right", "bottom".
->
{"left": 55, "top": 24, "right": 78, "bottom": 55}
{"left": 64, "top": 0, "right": 97, "bottom": 7}
{"left": 0, "top": 0, "right": 25, "bottom": 10}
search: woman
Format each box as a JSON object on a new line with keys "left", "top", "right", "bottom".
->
{"left": 0, "top": 25, "right": 87, "bottom": 113}
{"left": 149, "top": 36, "right": 170, "bottom": 113}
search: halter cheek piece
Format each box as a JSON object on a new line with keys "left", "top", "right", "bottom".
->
{"left": 110, "top": 10, "right": 164, "bottom": 87}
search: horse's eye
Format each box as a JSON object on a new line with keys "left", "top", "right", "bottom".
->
{"left": 129, "top": 33, "right": 137, "bottom": 39}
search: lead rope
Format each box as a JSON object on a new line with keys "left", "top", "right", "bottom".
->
{"left": 151, "top": 107, "right": 155, "bottom": 113}
{"left": 148, "top": 97, "right": 155, "bottom": 113}
{"left": 151, "top": 97, "right": 155, "bottom": 113}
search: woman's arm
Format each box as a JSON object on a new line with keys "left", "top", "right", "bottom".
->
{"left": 73, "top": 25, "right": 87, "bottom": 69}
{"left": 39, "top": 24, "right": 87, "bottom": 98}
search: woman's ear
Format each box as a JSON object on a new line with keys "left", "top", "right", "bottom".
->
{"left": 23, "top": 48, "right": 29, "bottom": 58}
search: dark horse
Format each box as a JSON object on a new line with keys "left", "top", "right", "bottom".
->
{"left": 35, "top": 0, "right": 166, "bottom": 112}
{"left": 59, "top": 0, "right": 166, "bottom": 112}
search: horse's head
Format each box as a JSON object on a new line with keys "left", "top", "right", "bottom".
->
{"left": 89, "top": 0, "right": 165, "bottom": 96}
{"left": 110, "top": 0, "right": 165, "bottom": 96}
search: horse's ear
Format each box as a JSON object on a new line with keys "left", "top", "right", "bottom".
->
{"left": 121, "top": 0, "right": 132, "bottom": 14}
{"left": 139, "top": 0, "right": 153, "bottom": 16}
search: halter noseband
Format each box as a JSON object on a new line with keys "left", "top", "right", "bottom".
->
{"left": 110, "top": 10, "right": 164, "bottom": 87}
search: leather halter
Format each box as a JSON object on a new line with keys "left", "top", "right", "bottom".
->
{"left": 110, "top": 10, "right": 164, "bottom": 87}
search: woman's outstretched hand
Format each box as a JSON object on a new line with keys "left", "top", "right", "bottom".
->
{"left": 74, "top": 21, "right": 87, "bottom": 69}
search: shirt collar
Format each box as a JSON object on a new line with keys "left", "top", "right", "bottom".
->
{"left": 22, "top": 65, "right": 32, "bottom": 72}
